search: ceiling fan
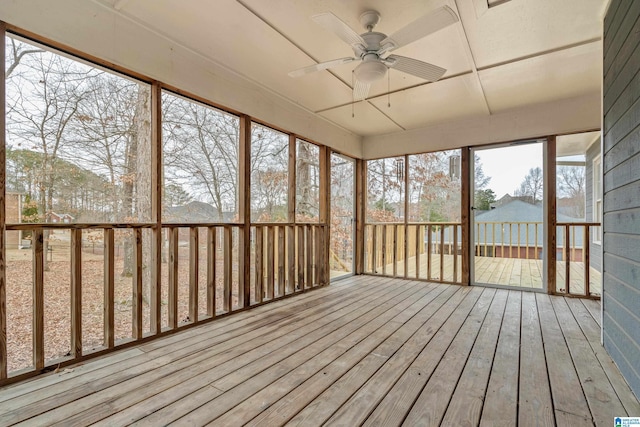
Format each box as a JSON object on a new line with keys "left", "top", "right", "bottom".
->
{"left": 288, "top": 6, "right": 459, "bottom": 101}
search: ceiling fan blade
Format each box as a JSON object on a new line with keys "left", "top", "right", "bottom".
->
{"left": 353, "top": 79, "right": 371, "bottom": 101}
{"left": 312, "top": 12, "right": 366, "bottom": 47}
{"left": 386, "top": 55, "right": 446, "bottom": 81}
{"left": 288, "top": 57, "right": 356, "bottom": 78}
{"left": 381, "top": 6, "right": 458, "bottom": 51}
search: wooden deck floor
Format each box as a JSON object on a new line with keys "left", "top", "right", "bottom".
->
{"left": 377, "top": 255, "right": 602, "bottom": 295}
{"left": 0, "top": 276, "right": 636, "bottom": 426}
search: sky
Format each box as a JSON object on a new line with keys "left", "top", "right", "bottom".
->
{"left": 475, "top": 143, "right": 543, "bottom": 198}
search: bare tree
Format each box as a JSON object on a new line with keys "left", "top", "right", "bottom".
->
{"left": 558, "top": 165, "right": 585, "bottom": 218}
{"left": 515, "top": 167, "right": 544, "bottom": 204}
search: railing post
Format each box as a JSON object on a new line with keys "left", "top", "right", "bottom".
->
{"left": 207, "top": 226, "right": 217, "bottom": 316}
{"left": 104, "top": 228, "right": 115, "bottom": 348}
{"left": 0, "top": 21, "right": 7, "bottom": 379}
{"left": 33, "top": 229, "right": 44, "bottom": 369}
{"left": 133, "top": 228, "right": 143, "bottom": 339}
{"left": 584, "top": 225, "right": 591, "bottom": 297}
{"left": 189, "top": 227, "right": 199, "bottom": 323}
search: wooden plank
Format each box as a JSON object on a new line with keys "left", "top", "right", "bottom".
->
{"left": 254, "top": 227, "right": 263, "bottom": 303}
{"left": 518, "top": 291, "right": 554, "bottom": 426}
{"left": 70, "top": 229, "right": 83, "bottom": 358}
{"left": 415, "top": 225, "right": 420, "bottom": 278}
{"left": 297, "top": 226, "right": 304, "bottom": 291}
{"left": 207, "top": 227, "right": 216, "bottom": 316}
{"left": 584, "top": 226, "right": 590, "bottom": 296}
{"left": 314, "top": 226, "right": 321, "bottom": 284}
{"left": 249, "top": 285, "right": 458, "bottom": 427}
{"left": 305, "top": 225, "right": 312, "bottom": 288}
{"left": 133, "top": 228, "right": 143, "bottom": 339}
{"left": 453, "top": 225, "right": 458, "bottom": 282}
{"left": 155, "top": 281, "right": 429, "bottom": 425}
{"left": 551, "top": 296, "right": 627, "bottom": 426}
{"left": 103, "top": 229, "right": 115, "bottom": 348}
{"left": 480, "top": 291, "right": 522, "bottom": 427}
{"left": 326, "top": 287, "right": 487, "bottom": 426}
{"left": 564, "top": 225, "right": 571, "bottom": 294}
{"left": 33, "top": 229, "right": 45, "bottom": 369}
{"left": 1, "top": 277, "right": 394, "bottom": 424}
{"left": 426, "top": 289, "right": 509, "bottom": 427}
{"left": 371, "top": 225, "right": 378, "bottom": 274}
{"left": 189, "top": 227, "right": 199, "bottom": 323}
{"left": 223, "top": 226, "right": 232, "bottom": 312}
{"left": 287, "top": 225, "right": 295, "bottom": 294}
{"left": 536, "top": 293, "right": 592, "bottom": 422}
{"left": 266, "top": 226, "right": 275, "bottom": 298}
{"left": 277, "top": 226, "right": 285, "bottom": 296}
{"left": 220, "top": 284, "right": 451, "bottom": 426}
{"left": 168, "top": 227, "right": 179, "bottom": 329}
{"left": 439, "top": 225, "right": 445, "bottom": 281}
{"left": 74, "top": 277, "right": 406, "bottom": 426}
{"left": 427, "top": 224, "right": 432, "bottom": 280}
{"left": 389, "top": 288, "right": 498, "bottom": 426}
{"left": 381, "top": 224, "right": 387, "bottom": 276}
{"left": 392, "top": 225, "right": 398, "bottom": 277}
{"left": 0, "top": 20, "right": 6, "bottom": 379}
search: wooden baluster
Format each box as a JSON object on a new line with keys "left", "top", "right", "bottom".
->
{"left": 104, "top": 229, "right": 115, "bottom": 348}
{"left": 453, "top": 225, "right": 458, "bottom": 283}
{"left": 287, "top": 225, "right": 295, "bottom": 294}
{"left": 371, "top": 225, "right": 378, "bottom": 274}
{"left": 267, "top": 226, "right": 275, "bottom": 297}
{"left": 255, "top": 227, "right": 263, "bottom": 303}
{"left": 168, "top": 227, "right": 179, "bottom": 328}
{"left": 392, "top": 225, "right": 398, "bottom": 277}
{"left": 305, "top": 225, "right": 312, "bottom": 287}
{"left": 189, "top": 227, "right": 199, "bottom": 323}
{"left": 427, "top": 225, "right": 432, "bottom": 281}
{"left": 381, "top": 225, "right": 387, "bottom": 276}
{"left": 70, "top": 229, "right": 82, "bottom": 358}
{"left": 415, "top": 225, "right": 421, "bottom": 279}
{"left": 223, "top": 226, "right": 232, "bottom": 311}
{"left": 133, "top": 228, "right": 143, "bottom": 339}
{"left": 565, "top": 225, "right": 571, "bottom": 294}
{"left": 207, "top": 227, "right": 217, "bottom": 316}
{"left": 584, "top": 225, "right": 591, "bottom": 297}
{"left": 440, "top": 225, "right": 445, "bottom": 282}
{"left": 33, "top": 229, "right": 44, "bottom": 369}
{"left": 297, "top": 226, "right": 304, "bottom": 291}
{"left": 278, "top": 226, "right": 286, "bottom": 295}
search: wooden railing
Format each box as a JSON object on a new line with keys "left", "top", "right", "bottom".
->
{"left": 556, "top": 222, "right": 601, "bottom": 297}
{"left": 474, "top": 221, "right": 542, "bottom": 259}
{"left": 2, "top": 222, "right": 326, "bottom": 382}
{"left": 364, "top": 223, "right": 462, "bottom": 284}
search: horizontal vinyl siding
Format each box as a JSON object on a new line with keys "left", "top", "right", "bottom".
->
{"left": 603, "top": 0, "right": 640, "bottom": 399}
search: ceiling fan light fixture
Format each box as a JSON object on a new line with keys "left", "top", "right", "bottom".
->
{"left": 354, "top": 60, "right": 387, "bottom": 84}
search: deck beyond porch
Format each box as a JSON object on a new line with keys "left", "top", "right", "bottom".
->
{"left": 0, "top": 276, "right": 636, "bottom": 426}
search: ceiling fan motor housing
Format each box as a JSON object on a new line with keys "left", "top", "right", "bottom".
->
{"left": 354, "top": 56, "right": 387, "bottom": 84}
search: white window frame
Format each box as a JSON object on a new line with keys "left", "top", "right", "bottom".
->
{"left": 593, "top": 155, "right": 602, "bottom": 245}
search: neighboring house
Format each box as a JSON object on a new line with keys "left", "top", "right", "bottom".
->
{"left": 48, "top": 212, "right": 74, "bottom": 223}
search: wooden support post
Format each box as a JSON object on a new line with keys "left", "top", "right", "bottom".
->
{"left": 0, "top": 21, "right": 7, "bottom": 379}
{"left": 288, "top": 135, "right": 296, "bottom": 223}
{"left": 150, "top": 82, "right": 162, "bottom": 335}
{"left": 168, "top": 227, "right": 179, "bottom": 328}
{"left": 461, "top": 147, "right": 471, "bottom": 285}
{"left": 207, "top": 226, "right": 216, "bottom": 316}
{"left": 319, "top": 147, "right": 331, "bottom": 285}
{"left": 189, "top": 227, "right": 199, "bottom": 323}
{"left": 355, "top": 159, "right": 365, "bottom": 274}
{"left": 238, "top": 115, "right": 251, "bottom": 308}
{"left": 404, "top": 154, "right": 409, "bottom": 279}
{"left": 70, "top": 229, "right": 82, "bottom": 358}
{"left": 33, "top": 229, "right": 44, "bottom": 369}
{"left": 223, "top": 226, "right": 232, "bottom": 311}
{"left": 133, "top": 228, "right": 143, "bottom": 339}
{"left": 546, "top": 136, "right": 557, "bottom": 294}
{"left": 104, "top": 229, "right": 115, "bottom": 348}
{"left": 255, "top": 227, "right": 263, "bottom": 302}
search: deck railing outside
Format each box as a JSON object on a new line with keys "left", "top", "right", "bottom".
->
{"left": 364, "top": 221, "right": 601, "bottom": 297}
{"left": 3, "top": 222, "right": 326, "bottom": 380}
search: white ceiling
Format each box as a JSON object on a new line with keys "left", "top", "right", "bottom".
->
{"left": 90, "top": 0, "right": 606, "bottom": 140}
{"left": 0, "top": 0, "right": 608, "bottom": 157}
